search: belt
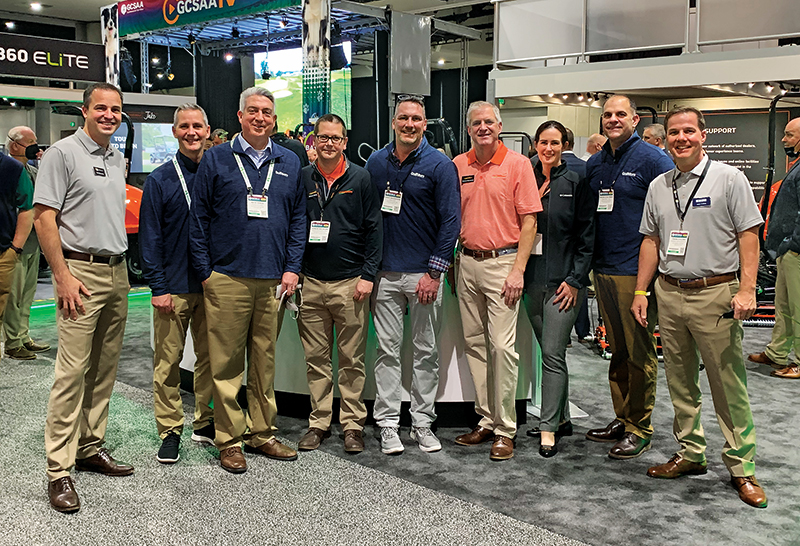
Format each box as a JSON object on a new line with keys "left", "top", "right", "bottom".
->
{"left": 64, "top": 250, "right": 125, "bottom": 266}
{"left": 660, "top": 272, "right": 737, "bottom": 289}
{"left": 461, "top": 245, "right": 518, "bottom": 259}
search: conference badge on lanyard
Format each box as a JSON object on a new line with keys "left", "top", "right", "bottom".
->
{"left": 309, "top": 220, "right": 331, "bottom": 243}
{"left": 382, "top": 189, "right": 403, "bottom": 214}
{"left": 597, "top": 189, "right": 614, "bottom": 212}
{"left": 234, "top": 150, "right": 275, "bottom": 219}
{"left": 667, "top": 231, "right": 689, "bottom": 256}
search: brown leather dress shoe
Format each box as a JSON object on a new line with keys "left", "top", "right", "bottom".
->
{"left": 731, "top": 476, "right": 768, "bottom": 508}
{"left": 489, "top": 436, "right": 514, "bottom": 461}
{"left": 455, "top": 426, "right": 494, "bottom": 446}
{"left": 748, "top": 352, "right": 783, "bottom": 369}
{"left": 75, "top": 448, "right": 134, "bottom": 476}
{"left": 647, "top": 454, "right": 707, "bottom": 479}
{"left": 343, "top": 430, "right": 365, "bottom": 453}
{"left": 608, "top": 432, "right": 651, "bottom": 460}
{"left": 250, "top": 438, "right": 298, "bottom": 461}
{"left": 585, "top": 419, "right": 625, "bottom": 443}
{"left": 48, "top": 476, "right": 80, "bottom": 513}
{"left": 220, "top": 446, "right": 247, "bottom": 473}
{"left": 771, "top": 364, "right": 800, "bottom": 379}
{"left": 298, "top": 428, "right": 331, "bottom": 451}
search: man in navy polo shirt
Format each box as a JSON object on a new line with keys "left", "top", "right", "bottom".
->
{"left": 190, "top": 87, "right": 306, "bottom": 473}
{"left": 585, "top": 95, "right": 673, "bottom": 460}
{"left": 140, "top": 103, "right": 215, "bottom": 465}
{"left": 366, "top": 95, "right": 460, "bottom": 455}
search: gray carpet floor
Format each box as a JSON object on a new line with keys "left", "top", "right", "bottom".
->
{"left": 5, "top": 283, "right": 800, "bottom": 546}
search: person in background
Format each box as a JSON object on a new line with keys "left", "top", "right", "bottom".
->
{"left": 522, "top": 121, "right": 594, "bottom": 457}
{"left": 642, "top": 123, "right": 667, "bottom": 151}
{"left": 210, "top": 128, "right": 228, "bottom": 147}
{"left": 272, "top": 121, "right": 310, "bottom": 167}
{"left": 140, "top": 104, "right": 215, "bottom": 465}
{"left": 3, "top": 126, "right": 49, "bottom": 360}
{"left": 582, "top": 133, "right": 607, "bottom": 161}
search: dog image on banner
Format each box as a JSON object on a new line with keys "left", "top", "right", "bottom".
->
{"left": 101, "top": 3, "right": 120, "bottom": 85}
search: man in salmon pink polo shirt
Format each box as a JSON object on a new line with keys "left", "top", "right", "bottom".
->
{"left": 453, "top": 101, "right": 542, "bottom": 461}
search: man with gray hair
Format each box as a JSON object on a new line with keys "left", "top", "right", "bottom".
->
{"left": 140, "top": 104, "right": 214, "bottom": 465}
{"left": 642, "top": 123, "right": 667, "bottom": 150}
{"left": 3, "top": 126, "right": 49, "bottom": 360}
{"left": 190, "top": 86, "right": 306, "bottom": 473}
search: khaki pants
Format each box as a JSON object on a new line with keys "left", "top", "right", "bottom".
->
{"left": 594, "top": 273, "right": 658, "bottom": 439}
{"left": 457, "top": 252, "right": 520, "bottom": 439}
{"left": 152, "top": 293, "right": 214, "bottom": 438}
{"left": 2, "top": 248, "right": 39, "bottom": 350}
{"left": 0, "top": 247, "right": 19, "bottom": 325}
{"left": 655, "top": 277, "right": 756, "bottom": 477}
{"left": 203, "top": 272, "right": 280, "bottom": 451}
{"left": 766, "top": 250, "right": 800, "bottom": 366}
{"left": 45, "top": 259, "right": 129, "bottom": 480}
{"left": 297, "top": 276, "right": 368, "bottom": 431}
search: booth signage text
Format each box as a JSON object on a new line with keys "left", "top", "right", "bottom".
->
{"left": 0, "top": 34, "right": 104, "bottom": 83}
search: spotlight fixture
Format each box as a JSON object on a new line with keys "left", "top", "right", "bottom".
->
{"left": 765, "top": 82, "right": 774, "bottom": 92}
{"left": 231, "top": 26, "right": 240, "bottom": 39}
{"left": 437, "top": 59, "right": 445, "bottom": 66}
{"left": 279, "top": 14, "right": 288, "bottom": 28}
{"left": 224, "top": 52, "right": 235, "bottom": 62}
{"left": 562, "top": 94, "right": 569, "bottom": 100}
{"left": 5, "top": 21, "right": 15, "bottom": 30}
{"left": 577, "top": 93, "right": 584, "bottom": 101}
{"left": 779, "top": 83, "right": 787, "bottom": 95}
{"left": 548, "top": 93, "right": 554, "bottom": 97}
{"left": 156, "top": 72, "right": 164, "bottom": 79}
{"left": 151, "top": 56, "right": 160, "bottom": 65}
{"left": 188, "top": 32, "right": 196, "bottom": 45}
{"left": 748, "top": 82, "right": 755, "bottom": 88}
{"left": 167, "top": 72, "right": 175, "bottom": 81}
{"left": 30, "top": 2, "right": 42, "bottom": 11}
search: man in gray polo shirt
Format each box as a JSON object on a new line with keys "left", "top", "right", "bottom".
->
{"left": 631, "top": 106, "right": 766, "bottom": 508}
{"left": 36, "top": 83, "right": 133, "bottom": 514}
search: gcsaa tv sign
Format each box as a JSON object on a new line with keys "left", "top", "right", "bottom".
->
{"left": 118, "top": 0, "right": 300, "bottom": 36}
{"left": 0, "top": 34, "right": 104, "bottom": 83}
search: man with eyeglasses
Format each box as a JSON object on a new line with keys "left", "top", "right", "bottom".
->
{"left": 295, "top": 114, "right": 382, "bottom": 453}
{"left": 365, "top": 94, "right": 460, "bottom": 455}
{"left": 3, "top": 126, "right": 49, "bottom": 360}
{"left": 453, "top": 101, "right": 541, "bottom": 461}
{"left": 190, "top": 86, "right": 306, "bottom": 473}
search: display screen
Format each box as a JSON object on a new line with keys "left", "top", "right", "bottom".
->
{"left": 110, "top": 122, "right": 177, "bottom": 173}
{"left": 252, "top": 43, "right": 351, "bottom": 137}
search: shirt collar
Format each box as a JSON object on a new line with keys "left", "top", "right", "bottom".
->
{"left": 390, "top": 137, "right": 427, "bottom": 165}
{"left": 466, "top": 141, "right": 508, "bottom": 167}
{"left": 602, "top": 133, "right": 640, "bottom": 160}
{"left": 76, "top": 127, "right": 111, "bottom": 156}
{"left": 237, "top": 133, "right": 272, "bottom": 155}
{"left": 177, "top": 151, "right": 200, "bottom": 174}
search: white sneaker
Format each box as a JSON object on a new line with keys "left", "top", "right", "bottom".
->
{"left": 380, "top": 427, "right": 404, "bottom": 455}
{"left": 410, "top": 426, "right": 442, "bottom": 452}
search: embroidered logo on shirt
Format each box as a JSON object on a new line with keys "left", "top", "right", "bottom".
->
{"left": 93, "top": 167, "right": 106, "bottom": 176}
{"left": 559, "top": 193, "right": 573, "bottom": 198}
{"left": 275, "top": 171, "right": 289, "bottom": 177}
{"left": 410, "top": 172, "right": 426, "bottom": 178}
{"left": 622, "top": 172, "right": 637, "bottom": 177}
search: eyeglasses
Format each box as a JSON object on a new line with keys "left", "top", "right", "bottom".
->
{"left": 315, "top": 135, "right": 345, "bottom": 144}
{"left": 396, "top": 94, "right": 425, "bottom": 106}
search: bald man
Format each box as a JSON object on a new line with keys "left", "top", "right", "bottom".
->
{"left": 583, "top": 133, "right": 607, "bottom": 160}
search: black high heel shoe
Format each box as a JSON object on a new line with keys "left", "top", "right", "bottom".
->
{"left": 526, "top": 421, "right": 573, "bottom": 438}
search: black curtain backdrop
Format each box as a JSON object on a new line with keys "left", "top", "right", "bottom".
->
{"left": 196, "top": 53, "right": 243, "bottom": 138}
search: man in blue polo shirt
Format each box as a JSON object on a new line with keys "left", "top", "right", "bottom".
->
{"left": 190, "top": 87, "right": 306, "bottom": 473}
{"left": 366, "top": 95, "right": 460, "bottom": 455}
{"left": 140, "top": 103, "right": 215, "bottom": 465}
{"left": 585, "top": 95, "right": 674, "bottom": 460}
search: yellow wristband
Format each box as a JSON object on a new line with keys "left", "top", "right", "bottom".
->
{"left": 634, "top": 291, "right": 648, "bottom": 296}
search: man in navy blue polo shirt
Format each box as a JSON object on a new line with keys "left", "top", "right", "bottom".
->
{"left": 140, "top": 103, "right": 215, "bottom": 465}
{"left": 366, "top": 95, "right": 460, "bottom": 455}
{"left": 585, "top": 95, "right": 674, "bottom": 460}
{"left": 190, "top": 87, "right": 306, "bottom": 473}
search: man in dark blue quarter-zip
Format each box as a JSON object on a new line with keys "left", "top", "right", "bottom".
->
{"left": 190, "top": 87, "right": 306, "bottom": 473}
{"left": 140, "top": 104, "right": 215, "bottom": 466}
{"left": 296, "top": 114, "right": 382, "bottom": 454}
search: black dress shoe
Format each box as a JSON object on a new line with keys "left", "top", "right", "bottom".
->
{"left": 526, "top": 421, "right": 573, "bottom": 438}
{"left": 539, "top": 440, "right": 558, "bottom": 458}
{"left": 585, "top": 419, "right": 625, "bottom": 443}
{"left": 48, "top": 476, "right": 80, "bottom": 513}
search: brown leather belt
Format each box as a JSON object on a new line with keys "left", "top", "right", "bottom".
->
{"left": 660, "top": 272, "right": 737, "bottom": 289}
{"left": 64, "top": 250, "right": 125, "bottom": 266}
{"left": 461, "top": 245, "right": 518, "bottom": 259}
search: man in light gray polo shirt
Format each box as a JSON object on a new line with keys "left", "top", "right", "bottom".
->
{"left": 36, "top": 83, "right": 133, "bottom": 514}
{"left": 631, "top": 106, "right": 766, "bottom": 508}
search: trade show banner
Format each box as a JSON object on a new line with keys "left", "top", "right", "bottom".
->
{"left": 0, "top": 33, "right": 105, "bottom": 82}
{"left": 118, "top": 0, "right": 300, "bottom": 36}
{"left": 101, "top": 3, "right": 120, "bottom": 85}
{"left": 302, "top": 0, "right": 331, "bottom": 127}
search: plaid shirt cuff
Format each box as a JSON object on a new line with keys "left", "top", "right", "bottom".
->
{"left": 428, "top": 255, "right": 451, "bottom": 272}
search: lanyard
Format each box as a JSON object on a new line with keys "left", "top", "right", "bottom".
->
{"left": 671, "top": 157, "right": 712, "bottom": 228}
{"left": 233, "top": 152, "right": 275, "bottom": 196}
{"left": 313, "top": 167, "right": 345, "bottom": 220}
{"left": 601, "top": 140, "right": 641, "bottom": 190}
{"left": 171, "top": 156, "right": 191, "bottom": 207}
{"left": 385, "top": 151, "right": 418, "bottom": 193}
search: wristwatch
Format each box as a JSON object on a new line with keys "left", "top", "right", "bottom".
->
{"left": 10, "top": 244, "right": 22, "bottom": 255}
{"left": 427, "top": 269, "right": 441, "bottom": 280}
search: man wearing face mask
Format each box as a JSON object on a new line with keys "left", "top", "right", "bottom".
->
{"left": 749, "top": 117, "right": 800, "bottom": 379}
{"left": 4, "top": 127, "right": 49, "bottom": 360}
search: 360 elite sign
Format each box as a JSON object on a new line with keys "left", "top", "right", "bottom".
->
{"left": 0, "top": 33, "right": 105, "bottom": 83}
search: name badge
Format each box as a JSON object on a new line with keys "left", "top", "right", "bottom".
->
{"left": 461, "top": 175, "right": 475, "bottom": 184}
{"left": 667, "top": 230, "right": 689, "bottom": 256}
{"left": 531, "top": 233, "right": 543, "bottom": 255}
{"left": 692, "top": 197, "right": 711, "bottom": 208}
{"left": 93, "top": 166, "right": 106, "bottom": 176}
{"left": 247, "top": 195, "right": 268, "bottom": 218}
{"left": 381, "top": 190, "right": 403, "bottom": 214}
{"left": 308, "top": 220, "right": 331, "bottom": 243}
{"left": 597, "top": 189, "right": 614, "bottom": 212}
